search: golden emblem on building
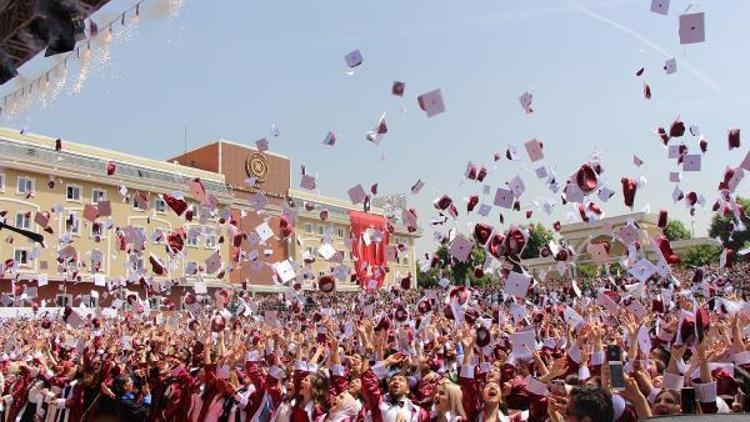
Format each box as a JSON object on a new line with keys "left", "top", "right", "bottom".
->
{"left": 245, "top": 152, "right": 269, "bottom": 182}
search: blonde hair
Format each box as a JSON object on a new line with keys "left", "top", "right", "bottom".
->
{"left": 437, "top": 379, "right": 467, "bottom": 420}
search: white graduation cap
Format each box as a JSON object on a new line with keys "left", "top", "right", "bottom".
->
{"left": 417, "top": 89, "right": 446, "bottom": 118}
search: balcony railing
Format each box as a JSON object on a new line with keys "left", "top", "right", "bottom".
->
{"left": 0, "top": 137, "right": 230, "bottom": 195}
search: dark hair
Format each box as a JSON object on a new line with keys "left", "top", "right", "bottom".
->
{"left": 309, "top": 371, "right": 330, "bottom": 411}
{"left": 112, "top": 375, "right": 131, "bottom": 398}
{"left": 565, "top": 374, "right": 581, "bottom": 386}
{"left": 569, "top": 385, "right": 614, "bottom": 422}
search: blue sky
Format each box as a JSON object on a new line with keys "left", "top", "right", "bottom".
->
{"left": 2, "top": 0, "right": 749, "bottom": 256}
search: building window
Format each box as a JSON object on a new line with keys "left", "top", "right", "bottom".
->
{"left": 129, "top": 255, "right": 144, "bottom": 272}
{"left": 338, "top": 227, "right": 344, "bottom": 238}
{"left": 91, "top": 188, "right": 107, "bottom": 203}
{"left": 191, "top": 204, "right": 200, "bottom": 219}
{"left": 149, "top": 296, "right": 162, "bottom": 310}
{"left": 305, "top": 223, "right": 312, "bottom": 234}
{"left": 15, "top": 212, "right": 31, "bottom": 230}
{"left": 403, "top": 256, "right": 409, "bottom": 265}
{"left": 348, "top": 251, "right": 354, "bottom": 260}
{"left": 155, "top": 198, "right": 166, "bottom": 213}
{"left": 134, "top": 227, "right": 147, "bottom": 244}
{"left": 317, "top": 225, "right": 324, "bottom": 235}
{"left": 14, "top": 248, "right": 29, "bottom": 266}
{"left": 306, "top": 246, "right": 314, "bottom": 255}
{"left": 66, "top": 184, "right": 82, "bottom": 202}
{"left": 16, "top": 176, "right": 34, "bottom": 195}
{"left": 186, "top": 261, "right": 198, "bottom": 275}
{"left": 91, "top": 223, "right": 105, "bottom": 239}
{"left": 152, "top": 229, "right": 165, "bottom": 244}
{"left": 84, "top": 295, "right": 98, "bottom": 308}
{"left": 187, "top": 231, "right": 199, "bottom": 247}
{"left": 90, "top": 256, "right": 102, "bottom": 273}
{"left": 56, "top": 294, "right": 73, "bottom": 307}
{"left": 0, "top": 173, "right": 5, "bottom": 192}
{"left": 66, "top": 211, "right": 80, "bottom": 235}
{"left": 205, "top": 233, "right": 217, "bottom": 248}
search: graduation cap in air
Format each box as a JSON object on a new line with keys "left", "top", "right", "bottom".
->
{"left": 575, "top": 163, "right": 599, "bottom": 193}
{"left": 319, "top": 275, "right": 336, "bottom": 293}
{"left": 392, "top": 81, "right": 405, "bottom": 97}
{"left": 417, "top": 89, "right": 446, "bottom": 118}
{"left": 476, "top": 325, "right": 491, "bottom": 348}
{"left": 344, "top": 49, "right": 363, "bottom": 68}
{"left": 467, "top": 195, "right": 479, "bottom": 213}
{"left": 728, "top": 127, "right": 741, "bottom": 150}
{"left": 211, "top": 315, "right": 226, "bottom": 332}
{"left": 400, "top": 273, "right": 412, "bottom": 290}
{"left": 621, "top": 177, "right": 638, "bottom": 208}
{"left": 366, "top": 113, "right": 388, "bottom": 144}
{"left": 279, "top": 215, "right": 294, "bottom": 239}
{"left": 653, "top": 235, "right": 680, "bottom": 265}
{"left": 679, "top": 12, "right": 705, "bottom": 44}
{"left": 417, "top": 298, "right": 432, "bottom": 314}
{"left": 149, "top": 254, "right": 166, "bottom": 276}
{"left": 657, "top": 209, "right": 668, "bottom": 228}
{"left": 670, "top": 117, "right": 686, "bottom": 137}
{"left": 395, "top": 306, "right": 408, "bottom": 322}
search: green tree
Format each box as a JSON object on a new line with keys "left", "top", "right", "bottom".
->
{"left": 577, "top": 263, "right": 598, "bottom": 278}
{"left": 663, "top": 220, "right": 691, "bottom": 241}
{"left": 521, "top": 223, "right": 555, "bottom": 260}
{"left": 681, "top": 244, "right": 721, "bottom": 267}
{"left": 709, "top": 196, "right": 750, "bottom": 251}
{"left": 417, "top": 244, "right": 495, "bottom": 288}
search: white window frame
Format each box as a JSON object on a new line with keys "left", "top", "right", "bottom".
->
{"left": 91, "top": 188, "right": 107, "bottom": 203}
{"left": 132, "top": 196, "right": 145, "bottom": 211}
{"left": 338, "top": 227, "right": 344, "bottom": 238}
{"left": 152, "top": 229, "right": 166, "bottom": 244}
{"left": 149, "top": 296, "right": 162, "bottom": 310}
{"left": 14, "top": 248, "right": 29, "bottom": 267}
{"left": 187, "top": 229, "right": 199, "bottom": 248}
{"left": 317, "top": 225, "right": 324, "bottom": 235}
{"left": 0, "top": 173, "right": 5, "bottom": 193}
{"left": 65, "top": 210, "right": 80, "bottom": 236}
{"left": 89, "top": 252, "right": 103, "bottom": 273}
{"left": 129, "top": 255, "right": 144, "bottom": 273}
{"left": 205, "top": 232, "right": 217, "bottom": 249}
{"left": 15, "top": 212, "right": 31, "bottom": 230}
{"left": 84, "top": 295, "right": 99, "bottom": 308}
{"left": 90, "top": 221, "right": 107, "bottom": 239}
{"left": 304, "top": 223, "right": 312, "bottom": 234}
{"left": 155, "top": 198, "right": 167, "bottom": 214}
{"left": 16, "top": 176, "right": 34, "bottom": 196}
{"left": 56, "top": 294, "right": 73, "bottom": 307}
{"left": 66, "top": 184, "right": 82, "bottom": 202}
{"left": 185, "top": 261, "right": 199, "bottom": 275}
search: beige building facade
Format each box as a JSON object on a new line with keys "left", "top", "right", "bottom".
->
{"left": 0, "top": 127, "right": 233, "bottom": 307}
{"left": 524, "top": 212, "right": 719, "bottom": 278}
{"left": 288, "top": 189, "right": 419, "bottom": 291}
